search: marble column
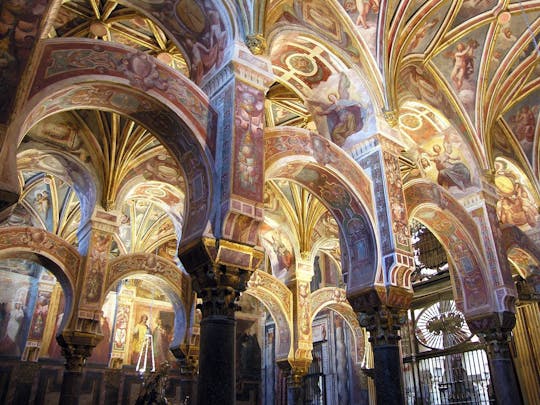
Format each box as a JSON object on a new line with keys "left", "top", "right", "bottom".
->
{"left": 359, "top": 306, "right": 406, "bottom": 405}
{"left": 58, "top": 334, "right": 96, "bottom": 405}
{"left": 470, "top": 313, "right": 523, "bottom": 405}
{"left": 277, "top": 361, "right": 308, "bottom": 405}
{"left": 286, "top": 372, "right": 304, "bottom": 405}
{"left": 187, "top": 259, "right": 252, "bottom": 405}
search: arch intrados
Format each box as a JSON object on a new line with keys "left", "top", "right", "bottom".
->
{"left": 244, "top": 288, "right": 292, "bottom": 361}
{"left": 411, "top": 205, "right": 494, "bottom": 315}
{"left": 0, "top": 228, "right": 78, "bottom": 332}
{"left": 10, "top": 79, "right": 213, "bottom": 244}
{"left": 324, "top": 305, "right": 365, "bottom": 362}
{"left": 508, "top": 247, "right": 539, "bottom": 279}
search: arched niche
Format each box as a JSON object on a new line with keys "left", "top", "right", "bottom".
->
{"left": 0, "top": 227, "right": 79, "bottom": 332}
{"left": 105, "top": 253, "right": 189, "bottom": 348}
{"left": 245, "top": 270, "right": 293, "bottom": 362}
{"left": 265, "top": 127, "right": 378, "bottom": 295}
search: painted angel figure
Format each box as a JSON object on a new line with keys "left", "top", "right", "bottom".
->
{"left": 308, "top": 72, "right": 364, "bottom": 146}
{"left": 419, "top": 130, "right": 473, "bottom": 191}
{"left": 445, "top": 39, "right": 479, "bottom": 90}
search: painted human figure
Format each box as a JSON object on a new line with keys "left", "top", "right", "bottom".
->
{"left": 236, "top": 90, "right": 263, "bottom": 190}
{"left": 450, "top": 40, "right": 478, "bottom": 90}
{"left": 497, "top": 181, "right": 538, "bottom": 228}
{"left": 309, "top": 72, "right": 363, "bottom": 146}
{"left": 354, "top": 0, "right": 380, "bottom": 29}
{"left": 132, "top": 314, "right": 150, "bottom": 365}
{"left": 511, "top": 105, "right": 536, "bottom": 144}
{"left": 425, "top": 144, "right": 472, "bottom": 191}
{"left": 153, "top": 319, "right": 172, "bottom": 365}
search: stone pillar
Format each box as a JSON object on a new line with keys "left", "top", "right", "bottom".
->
{"left": 277, "top": 360, "right": 308, "bottom": 405}
{"left": 359, "top": 306, "right": 406, "bottom": 405}
{"left": 469, "top": 313, "right": 523, "bottom": 405}
{"left": 179, "top": 238, "right": 262, "bottom": 405}
{"left": 286, "top": 372, "right": 304, "bottom": 405}
{"left": 58, "top": 332, "right": 99, "bottom": 405}
{"left": 172, "top": 344, "right": 199, "bottom": 404}
{"left": 195, "top": 263, "right": 250, "bottom": 405}
{"left": 286, "top": 256, "right": 314, "bottom": 395}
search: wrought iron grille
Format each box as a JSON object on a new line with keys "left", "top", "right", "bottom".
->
{"left": 403, "top": 348, "right": 495, "bottom": 404}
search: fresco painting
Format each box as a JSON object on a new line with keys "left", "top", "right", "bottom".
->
{"left": 433, "top": 27, "right": 488, "bottom": 114}
{"left": 307, "top": 70, "right": 375, "bottom": 148}
{"left": 340, "top": 0, "right": 380, "bottom": 53}
{"left": 84, "top": 232, "right": 112, "bottom": 304}
{"left": 233, "top": 83, "right": 265, "bottom": 202}
{"left": 129, "top": 301, "right": 175, "bottom": 367}
{"left": 0, "top": 0, "right": 48, "bottom": 122}
{"left": 494, "top": 159, "right": 538, "bottom": 230}
{"left": 260, "top": 227, "right": 296, "bottom": 281}
{"left": 413, "top": 127, "right": 479, "bottom": 196}
{"left": 452, "top": 0, "right": 498, "bottom": 28}
{"left": 504, "top": 95, "right": 539, "bottom": 165}
{"left": 0, "top": 272, "right": 31, "bottom": 356}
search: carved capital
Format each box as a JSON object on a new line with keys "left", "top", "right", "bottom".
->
{"left": 194, "top": 263, "right": 252, "bottom": 318}
{"left": 467, "top": 312, "right": 516, "bottom": 360}
{"left": 58, "top": 330, "right": 102, "bottom": 372}
{"left": 358, "top": 306, "right": 406, "bottom": 346}
{"left": 245, "top": 34, "right": 267, "bottom": 55}
{"left": 277, "top": 359, "right": 310, "bottom": 388}
{"left": 383, "top": 108, "right": 399, "bottom": 128}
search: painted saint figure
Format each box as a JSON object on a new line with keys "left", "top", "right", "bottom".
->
{"left": 426, "top": 144, "right": 472, "bottom": 191}
{"left": 131, "top": 314, "right": 150, "bottom": 365}
{"left": 309, "top": 72, "right": 364, "bottom": 146}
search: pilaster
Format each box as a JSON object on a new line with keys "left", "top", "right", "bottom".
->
{"left": 286, "top": 256, "right": 314, "bottom": 377}
{"left": 349, "top": 133, "right": 415, "bottom": 291}
{"left": 202, "top": 42, "right": 274, "bottom": 245}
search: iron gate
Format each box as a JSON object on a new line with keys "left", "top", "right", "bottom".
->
{"left": 403, "top": 346, "right": 495, "bottom": 404}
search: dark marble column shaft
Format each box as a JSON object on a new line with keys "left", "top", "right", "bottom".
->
{"left": 197, "top": 315, "right": 236, "bottom": 405}
{"left": 360, "top": 307, "right": 406, "bottom": 405}
{"left": 485, "top": 333, "right": 523, "bottom": 405}
{"left": 58, "top": 342, "right": 93, "bottom": 405}
{"left": 59, "top": 370, "right": 84, "bottom": 405}
{"left": 286, "top": 374, "right": 303, "bottom": 405}
{"left": 372, "top": 344, "right": 403, "bottom": 404}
